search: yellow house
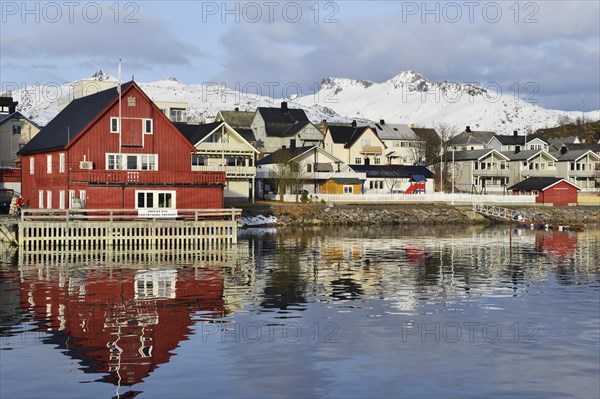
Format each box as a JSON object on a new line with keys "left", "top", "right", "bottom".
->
{"left": 320, "top": 178, "right": 363, "bottom": 194}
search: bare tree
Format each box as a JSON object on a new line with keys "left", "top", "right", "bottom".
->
{"left": 431, "top": 123, "right": 458, "bottom": 192}
{"left": 270, "top": 150, "right": 308, "bottom": 201}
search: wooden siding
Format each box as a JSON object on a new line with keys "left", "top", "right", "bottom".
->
{"left": 319, "top": 180, "right": 362, "bottom": 194}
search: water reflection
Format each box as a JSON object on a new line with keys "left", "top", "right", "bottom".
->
{"left": 1, "top": 225, "right": 598, "bottom": 398}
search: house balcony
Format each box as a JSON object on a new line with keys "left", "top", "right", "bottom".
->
{"left": 69, "top": 170, "right": 226, "bottom": 185}
{"left": 192, "top": 165, "right": 256, "bottom": 178}
{"left": 567, "top": 170, "right": 598, "bottom": 178}
{"left": 360, "top": 146, "right": 383, "bottom": 155}
{"left": 472, "top": 169, "right": 509, "bottom": 177}
{"left": 0, "top": 167, "right": 21, "bottom": 182}
{"left": 196, "top": 143, "right": 255, "bottom": 154}
{"left": 519, "top": 168, "right": 558, "bottom": 178}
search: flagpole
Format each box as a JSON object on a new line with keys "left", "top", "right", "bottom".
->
{"left": 118, "top": 59, "right": 122, "bottom": 157}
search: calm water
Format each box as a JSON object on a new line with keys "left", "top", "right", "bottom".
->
{"left": 1, "top": 225, "right": 599, "bottom": 399}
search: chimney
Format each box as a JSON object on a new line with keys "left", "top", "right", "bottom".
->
{"left": 281, "top": 101, "right": 288, "bottom": 112}
{"left": 351, "top": 120, "right": 357, "bottom": 128}
{"left": 466, "top": 126, "right": 471, "bottom": 133}
{"left": 380, "top": 119, "right": 385, "bottom": 125}
{"left": 513, "top": 130, "right": 518, "bottom": 137}
{"left": 560, "top": 145, "right": 567, "bottom": 155}
{"left": 234, "top": 107, "right": 239, "bottom": 112}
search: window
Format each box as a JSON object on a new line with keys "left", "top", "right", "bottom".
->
{"left": 343, "top": 186, "right": 353, "bottom": 194}
{"left": 307, "top": 164, "right": 312, "bottom": 172}
{"left": 29, "top": 157, "right": 34, "bottom": 175}
{"left": 107, "top": 154, "right": 123, "bottom": 170}
{"left": 38, "top": 191, "right": 44, "bottom": 209}
{"left": 191, "top": 154, "right": 206, "bottom": 166}
{"left": 354, "top": 158, "right": 362, "bottom": 164}
{"left": 374, "top": 157, "right": 381, "bottom": 165}
{"left": 361, "top": 139, "right": 371, "bottom": 146}
{"left": 107, "top": 153, "right": 157, "bottom": 170}
{"left": 143, "top": 119, "right": 153, "bottom": 134}
{"left": 12, "top": 124, "right": 21, "bottom": 135}
{"left": 46, "top": 191, "right": 52, "bottom": 209}
{"left": 59, "top": 153, "right": 65, "bottom": 173}
{"left": 47, "top": 154, "right": 53, "bottom": 174}
{"left": 128, "top": 96, "right": 136, "bottom": 107}
{"left": 58, "top": 191, "right": 65, "bottom": 209}
{"left": 110, "top": 117, "right": 120, "bottom": 133}
{"left": 570, "top": 162, "right": 575, "bottom": 171}
{"left": 170, "top": 108, "right": 186, "bottom": 122}
{"left": 136, "top": 191, "right": 176, "bottom": 209}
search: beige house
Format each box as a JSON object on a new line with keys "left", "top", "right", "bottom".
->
{"left": 255, "top": 146, "right": 365, "bottom": 197}
{"left": 501, "top": 150, "right": 559, "bottom": 186}
{"left": 551, "top": 149, "right": 600, "bottom": 191}
{"left": 250, "top": 102, "right": 324, "bottom": 153}
{"left": 447, "top": 127, "right": 496, "bottom": 151}
{"left": 155, "top": 101, "right": 188, "bottom": 122}
{"left": 173, "top": 121, "right": 259, "bottom": 202}
{"left": 450, "top": 149, "right": 510, "bottom": 193}
{"left": 0, "top": 111, "right": 41, "bottom": 166}
{"left": 324, "top": 123, "right": 386, "bottom": 166}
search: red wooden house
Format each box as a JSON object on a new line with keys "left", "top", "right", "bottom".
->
{"left": 508, "top": 177, "right": 580, "bottom": 206}
{"left": 17, "top": 82, "right": 225, "bottom": 210}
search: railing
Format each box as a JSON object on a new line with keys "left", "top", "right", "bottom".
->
{"left": 20, "top": 208, "right": 241, "bottom": 222}
{"left": 360, "top": 146, "right": 383, "bottom": 154}
{"left": 192, "top": 165, "right": 256, "bottom": 177}
{"left": 70, "top": 170, "right": 226, "bottom": 185}
{"left": 0, "top": 168, "right": 21, "bottom": 180}
{"left": 472, "top": 169, "right": 509, "bottom": 176}
{"left": 197, "top": 142, "right": 255, "bottom": 153}
{"left": 269, "top": 193, "right": 537, "bottom": 204}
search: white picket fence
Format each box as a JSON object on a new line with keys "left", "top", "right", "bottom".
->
{"left": 270, "top": 193, "right": 537, "bottom": 204}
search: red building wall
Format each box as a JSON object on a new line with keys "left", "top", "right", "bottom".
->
{"left": 20, "top": 84, "right": 224, "bottom": 209}
{"left": 537, "top": 182, "right": 578, "bottom": 206}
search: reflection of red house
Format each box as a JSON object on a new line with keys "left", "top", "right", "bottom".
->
{"left": 508, "top": 177, "right": 580, "bottom": 206}
{"left": 536, "top": 231, "right": 578, "bottom": 257}
{"left": 18, "top": 267, "right": 225, "bottom": 387}
{"left": 17, "top": 82, "right": 224, "bottom": 210}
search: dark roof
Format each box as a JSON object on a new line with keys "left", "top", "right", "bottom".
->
{"left": 500, "top": 150, "right": 554, "bottom": 161}
{"left": 447, "top": 130, "right": 495, "bottom": 146}
{"left": 173, "top": 121, "right": 221, "bottom": 145}
{"left": 493, "top": 134, "right": 549, "bottom": 146}
{"left": 554, "top": 143, "right": 600, "bottom": 153}
{"left": 508, "top": 177, "right": 578, "bottom": 191}
{"left": 237, "top": 128, "right": 256, "bottom": 143}
{"left": 411, "top": 128, "right": 440, "bottom": 145}
{"left": 18, "top": 82, "right": 131, "bottom": 155}
{"left": 350, "top": 165, "right": 434, "bottom": 179}
{"left": 327, "top": 125, "right": 373, "bottom": 148}
{"left": 256, "top": 146, "right": 315, "bottom": 165}
{"left": 550, "top": 149, "right": 599, "bottom": 161}
{"left": 281, "top": 121, "right": 311, "bottom": 137}
{"left": 331, "top": 178, "right": 364, "bottom": 184}
{"left": 0, "top": 111, "right": 41, "bottom": 129}
{"left": 450, "top": 149, "right": 500, "bottom": 161}
{"left": 257, "top": 106, "right": 309, "bottom": 137}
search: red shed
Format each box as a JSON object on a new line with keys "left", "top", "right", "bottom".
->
{"left": 17, "top": 82, "right": 225, "bottom": 210}
{"left": 508, "top": 177, "right": 580, "bottom": 206}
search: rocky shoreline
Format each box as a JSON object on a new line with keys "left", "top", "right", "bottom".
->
{"left": 240, "top": 203, "right": 600, "bottom": 227}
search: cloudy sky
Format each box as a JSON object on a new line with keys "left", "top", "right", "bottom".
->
{"left": 1, "top": 0, "right": 599, "bottom": 111}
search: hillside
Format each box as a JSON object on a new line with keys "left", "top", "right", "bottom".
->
{"left": 531, "top": 120, "right": 600, "bottom": 144}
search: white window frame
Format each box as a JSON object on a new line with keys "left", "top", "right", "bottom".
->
{"left": 47, "top": 154, "right": 52, "bottom": 174}
{"left": 38, "top": 190, "right": 44, "bottom": 209}
{"left": 68, "top": 190, "right": 75, "bottom": 208}
{"left": 354, "top": 157, "right": 362, "bottom": 164}
{"left": 343, "top": 186, "right": 353, "bottom": 194}
{"left": 59, "top": 153, "right": 65, "bottom": 173}
{"left": 143, "top": 119, "right": 153, "bottom": 134}
{"left": 46, "top": 191, "right": 52, "bottom": 209}
{"left": 110, "top": 117, "right": 120, "bottom": 133}
{"left": 135, "top": 190, "right": 176, "bottom": 209}
{"left": 79, "top": 190, "right": 86, "bottom": 208}
{"left": 58, "top": 190, "right": 65, "bottom": 209}
{"left": 106, "top": 153, "right": 158, "bottom": 171}
{"left": 29, "top": 157, "right": 35, "bottom": 175}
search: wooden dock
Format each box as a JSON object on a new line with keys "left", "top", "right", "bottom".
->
{"left": 12, "top": 208, "right": 241, "bottom": 261}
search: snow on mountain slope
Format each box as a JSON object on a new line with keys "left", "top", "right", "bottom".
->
{"left": 7, "top": 70, "right": 599, "bottom": 135}
{"left": 296, "top": 70, "right": 600, "bottom": 134}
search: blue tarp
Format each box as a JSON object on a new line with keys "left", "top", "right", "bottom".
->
{"left": 409, "top": 175, "right": 426, "bottom": 182}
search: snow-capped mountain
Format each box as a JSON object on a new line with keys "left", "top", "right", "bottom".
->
{"left": 6, "top": 70, "right": 599, "bottom": 135}
{"left": 295, "top": 71, "right": 600, "bottom": 134}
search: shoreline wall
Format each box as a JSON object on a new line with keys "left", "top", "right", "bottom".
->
{"left": 241, "top": 204, "right": 600, "bottom": 227}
